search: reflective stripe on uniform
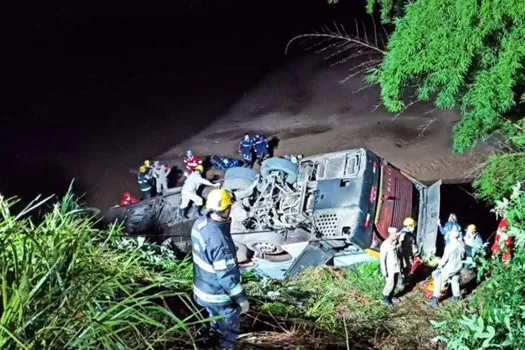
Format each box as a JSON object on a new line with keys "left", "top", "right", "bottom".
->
{"left": 141, "top": 187, "right": 151, "bottom": 192}
{"left": 193, "top": 254, "right": 215, "bottom": 273}
{"left": 194, "top": 286, "right": 231, "bottom": 303}
{"left": 212, "top": 257, "right": 236, "bottom": 271}
{"left": 230, "top": 283, "right": 244, "bottom": 297}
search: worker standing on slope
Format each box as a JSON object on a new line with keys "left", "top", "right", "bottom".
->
{"left": 426, "top": 226, "right": 465, "bottom": 306}
{"left": 239, "top": 134, "right": 254, "bottom": 168}
{"left": 137, "top": 166, "right": 153, "bottom": 200}
{"left": 253, "top": 133, "right": 270, "bottom": 165}
{"left": 464, "top": 224, "right": 483, "bottom": 258}
{"left": 178, "top": 165, "right": 219, "bottom": 219}
{"left": 183, "top": 150, "right": 203, "bottom": 174}
{"left": 191, "top": 189, "right": 249, "bottom": 350}
{"left": 380, "top": 227, "right": 402, "bottom": 306}
{"left": 152, "top": 161, "right": 171, "bottom": 195}
{"left": 491, "top": 211, "right": 513, "bottom": 262}
{"left": 437, "top": 213, "right": 463, "bottom": 246}
{"left": 398, "top": 217, "right": 420, "bottom": 289}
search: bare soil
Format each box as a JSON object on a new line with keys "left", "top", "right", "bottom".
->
{"left": 156, "top": 54, "right": 493, "bottom": 187}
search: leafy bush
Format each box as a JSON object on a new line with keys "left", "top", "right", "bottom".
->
{"left": 367, "top": 0, "right": 525, "bottom": 152}
{"left": 0, "top": 192, "right": 204, "bottom": 349}
{"left": 473, "top": 153, "right": 525, "bottom": 202}
{"left": 434, "top": 182, "right": 525, "bottom": 349}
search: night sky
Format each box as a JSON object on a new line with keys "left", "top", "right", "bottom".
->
{"left": 1, "top": 1, "right": 368, "bottom": 205}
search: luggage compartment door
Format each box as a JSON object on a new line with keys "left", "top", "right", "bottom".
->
{"left": 416, "top": 180, "right": 441, "bottom": 257}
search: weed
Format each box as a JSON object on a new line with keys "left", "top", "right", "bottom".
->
{"left": 0, "top": 191, "right": 204, "bottom": 349}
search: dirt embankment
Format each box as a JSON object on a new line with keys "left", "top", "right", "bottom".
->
{"left": 156, "top": 54, "right": 493, "bottom": 184}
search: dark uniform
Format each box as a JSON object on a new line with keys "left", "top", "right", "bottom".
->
{"left": 137, "top": 172, "right": 152, "bottom": 199}
{"left": 239, "top": 136, "right": 254, "bottom": 168}
{"left": 253, "top": 134, "right": 269, "bottom": 164}
{"left": 191, "top": 214, "right": 247, "bottom": 349}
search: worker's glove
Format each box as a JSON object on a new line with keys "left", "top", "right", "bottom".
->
{"left": 239, "top": 300, "right": 250, "bottom": 314}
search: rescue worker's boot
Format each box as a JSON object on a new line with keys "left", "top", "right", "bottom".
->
{"left": 425, "top": 297, "right": 439, "bottom": 307}
{"left": 192, "top": 205, "right": 202, "bottom": 218}
{"left": 382, "top": 295, "right": 393, "bottom": 306}
{"left": 452, "top": 296, "right": 460, "bottom": 303}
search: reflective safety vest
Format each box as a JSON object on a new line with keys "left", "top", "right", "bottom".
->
{"left": 239, "top": 138, "right": 253, "bottom": 154}
{"left": 253, "top": 135, "right": 269, "bottom": 154}
{"left": 137, "top": 173, "right": 151, "bottom": 192}
{"left": 191, "top": 214, "right": 247, "bottom": 306}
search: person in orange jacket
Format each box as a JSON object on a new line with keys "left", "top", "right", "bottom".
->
{"left": 183, "top": 150, "right": 203, "bottom": 174}
{"left": 120, "top": 192, "right": 138, "bottom": 207}
{"left": 491, "top": 212, "right": 513, "bottom": 262}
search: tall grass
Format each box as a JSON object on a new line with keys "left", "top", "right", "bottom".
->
{"left": 0, "top": 191, "right": 205, "bottom": 349}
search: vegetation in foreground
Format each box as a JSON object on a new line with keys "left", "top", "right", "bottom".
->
{"left": 244, "top": 262, "right": 457, "bottom": 349}
{"left": 432, "top": 183, "right": 525, "bottom": 349}
{"left": 0, "top": 191, "right": 204, "bottom": 349}
{"left": 2, "top": 183, "right": 523, "bottom": 349}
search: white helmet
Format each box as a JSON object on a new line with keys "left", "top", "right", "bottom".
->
{"left": 186, "top": 150, "right": 193, "bottom": 157}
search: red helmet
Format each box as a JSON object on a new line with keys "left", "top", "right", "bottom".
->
{"left": 123, "top": 192, "right": 131, "bottom": 198}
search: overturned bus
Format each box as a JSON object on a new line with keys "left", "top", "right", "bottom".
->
{"left": 112, "top": 148, "right": 440, "bottom": 276}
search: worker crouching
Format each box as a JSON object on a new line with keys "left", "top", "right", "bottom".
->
{"left": 426, "top": 227, "right": 466, "bottom": 306}
{"left": 380, "top": 227, "right": 402, "bottom": 306}
{"left": 191, "top": 189, "right": 250, "bottom": 350}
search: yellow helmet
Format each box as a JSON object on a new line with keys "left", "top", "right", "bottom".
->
{"left": 139, "top": 166, "right": 147, "bottom": 173}
{"left": 206, "top": 189, "right": 233, "bottom": 211}
{"left": 194, "top": 165, "right": 204, "bottom": 173}
{"left": 403, "top": 217, "right": 416, "bottom": 228}
{"left": 144, "top": 160, "right": 150, "bottom": 166}
{"left": 467, "top": 224, "right": 477, "bottom": 232}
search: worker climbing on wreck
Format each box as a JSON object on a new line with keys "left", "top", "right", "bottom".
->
{"left": 152, "top": 160, "right": 171, "bottom": 195}
{"left": 191, "top": 189, "right": 249, "bottom": 350}
{"left": 137, "top": 166, "right": 153, "bottom": 200}
{"left": 183, "top": 150, "right": 203, "bottom": 174}
{"left": 176, "top": 165, "right": 219, "bottom": 220}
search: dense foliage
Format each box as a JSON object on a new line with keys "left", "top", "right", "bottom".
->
{"left": 0, "top": 193, "right": 203, "bottom": 349}
{"left": 365, "top": 0, "right": 525, "bottom": 153}
{"left": 433, "top": 183, "right": 525, "bottom": 349}
{"left": 473, "top": 153, "right": 525, "bottom": 201}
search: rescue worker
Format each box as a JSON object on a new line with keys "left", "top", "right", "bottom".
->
{"left": 437, "top": 213, "right": 463, "bottom": 246}
{"left": 398, "top": 217, "right": 420, "bottom": 288}
{"left": 464, "top": 224, "right": 483, "bottom": 257}
{"left": 152, "top": 160, "right": 171, "bottom": 195}
{"left": 137, "top": 166, "right": 153, "bottom": 199}
{"left": 380, "top": 227, "right": 402, "bottom": 306}
{"left": 238, "top": 134, "right": 254, "bottom": 168}
{"left": 491, "top": 212, "right": 513, "bottom": 262}
{"left": 143, "top": 160, "right": 153, "bottom": 176}
{"left": 191, "top": 189, "right": 249, "bottom": 349}
{"left": 178, "top": 165, "right": 219, "bottom": 219}
{"left": 253, "top": 133, "right": 270, "bottom": 165}
{"left": 426, "top": 226, "right": 465, "bottom": 306}
{"left": 183, "top": 150, "right": 203, "bottom": 174}
{"left": 120, "top": 192, "right": 138, "bottom": 207}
